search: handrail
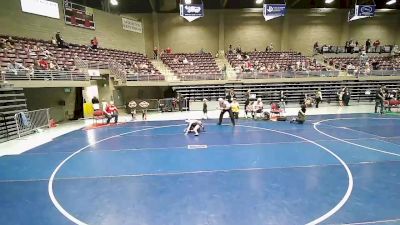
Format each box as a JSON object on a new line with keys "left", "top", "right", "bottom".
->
{"left": 2, "top": 69, "right": 89, "bottom": 81}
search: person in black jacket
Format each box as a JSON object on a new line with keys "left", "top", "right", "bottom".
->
{"left": 375, "top": 85, "right": 386, "bottom": 114}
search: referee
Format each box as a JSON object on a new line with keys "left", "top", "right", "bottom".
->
{"left": 217, "top": 98, "right": 235, "bottom": 126}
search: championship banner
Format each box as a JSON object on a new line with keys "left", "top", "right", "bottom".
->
{"left": 348, "top": 2, "right": 375, "bottom": 21}
{"left": 263, "top": 3, "right": 286, "bottom": 21}
{"left": 122, "top": 18, "right": 143, "bottom": 33}
{"left": 64, "top": 0, "right": 95, "bottom": 30}
{"left": 179, "top": 3, "right": 204, "bottom": 22}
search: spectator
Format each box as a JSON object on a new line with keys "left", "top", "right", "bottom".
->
{"left": 165, "top": 47, "right": 172, "bottom": 54}
{"left": 268, "top": 43, "right": 273, "bottom": 52}
{"left": 290, "top": 104, "right": 306, "bottom": 124}
{"left": 366, "top": 39, "right": 371, "bottom": 53}
{"left": 153, "top": 47, "right": 158, "bottom": 59}
{"left": 315, "top": 88, "right": 322, "bottom": 108}
{"left": 228, "top": 44, "right": 233, "bottom": 54}
{"left": 373, "top": 39, "right": 380, "bottom": 52}
{"left": 51, "top": 36, "right": 57, "bottom": 45}
{"left": 90, "top": 37, "right": 98, "bottom": 50}
{"left": 252, "top": 98, "right": 264, "bottom": 119}
{"left": 7, "top": 59, "right": 26, "bottom": 75}
{"left": 55, "top": 31, "right": 69, "bottom": 48}
{"left": 0, "top": 38, "right": 6, "bottom": 49}
{"left": 313, "top": 42, "right": 319, "bottom": 55}
{"left": 49, "top": 60, "right": 59, "bottom": 70}
{"left": 40, "top": 47, "right": 53, "bottom": 59}
{"left": 375, "top": 85, "right": 385, "bottom": 114}
{"left": 183, "top": 57, "right": 189, "bottom": 64}
{"left": 26, "top": 64, "right": 34, "bottom": 78}
{"left": 5, "top": 36, "right": 15, "bottom": 49}
{"left": 105, "top": 101, "right": 118, "bottom": 124}
{"left": 38, "top": 58, "right": 49, "bottom": 70}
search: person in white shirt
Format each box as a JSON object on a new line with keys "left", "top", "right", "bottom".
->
{"left": 252, "top": 98, "right": 264, "bottom": 119}
{"left": 315, "top": 88, "right": 322, "bottom": 108}
{"left": 183, "top": 57, "right": 189, "bottom": 64}
{"left": 217, "top": 98, "right": 235, "bottom": 126}
{"left": 7, "top": 59, "right": 26, "bottom": 75}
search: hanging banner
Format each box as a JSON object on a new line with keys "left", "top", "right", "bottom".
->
{"left": 348, "top": 4, "right": 376, "bottom": 21}
{"left": 122, "top": 18, "right": 143, "bottom": 33}
{"left": 179, "top": 3, "right": 204, "bottom": 22}
{"left": 263, "top": 4, "right": 286, "bottom": 21}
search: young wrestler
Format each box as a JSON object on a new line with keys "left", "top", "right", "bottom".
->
{"left": 184, "top": 119, "right": 204, "bottom": 136}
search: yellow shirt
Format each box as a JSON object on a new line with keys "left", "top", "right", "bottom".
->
{"left": 231, "top": 103, "right": 240, "bottom": 113}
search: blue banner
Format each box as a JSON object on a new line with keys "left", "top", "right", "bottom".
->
{"left": 179, "top": 3, "right": 204, "bottom": 22}
{"left": 356, "top": 5, "right": 375, "bottom": 17}
{"left": 348, "top": 4, "right": 375, "bottom": 21}
{"left": 263, "top": 4, "right": 286, "bottom": 21}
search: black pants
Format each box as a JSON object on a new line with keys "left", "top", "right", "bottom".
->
{"left": 218, "top": 109, "right": 235, "bottom": 125}
{"left": 375, "top": 100, "right": 384, "bottom": 113}
{"left": 315, "top": 97, "right": 321, "bottom": 108}
{"left": 106, "top": 114, "right": 118, "bottom": 123}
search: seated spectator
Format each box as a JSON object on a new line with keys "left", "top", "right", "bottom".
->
{"left": 51, "top": 36, "right": 57, "bottom": 45}
{"left": 0, "top": 38, "right": 6, "bottom": 49}
{"left": 252, "top": 98, "right": 264, "bottom": 119}
{"left": 236, "top": 53, "right": 242, "bottom": 60}
{"left": 290, "top": 104, "right": 307, "bottom": 124}
{"left": 55, "top": 31, "right": 69, "bottom": 48}
{"left": 105, "top": 101, "right": 118, "bottom": 124}
{"left": 165, "top": 47, "right": 172, "bottom": 54}
{"left": 7, "top": 59, "right": 27, "bottom": 75}
{"left": 5, "top": 36, "right": 15, "bottom": 49}
{"left": 40, "top": 47, "right": 53, "bottom": 59}
{"left": 38, "top": 58, "right": 49, "bottom": 70}
{"left": 49, "top": 60, "right": 59, "bottom": 70}
{"left": 183, "top": 57, "right": 189, "bottom": 64}
{"left": 90, "top": 37, "right": 98, "bottom": 50}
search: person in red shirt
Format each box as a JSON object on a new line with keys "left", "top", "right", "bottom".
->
{"left": 105, "top": 101, "right": 118, "bottom": 124}
{"left": 90, "top": 37, "right": 98, "bottom": 50}
{"left": 38, "top": 58, "right": 49, "bottom": 70}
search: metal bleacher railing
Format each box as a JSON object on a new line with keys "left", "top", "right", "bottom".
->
{"left": 14, "top": 108, "right": 50, "bottom": 138}
{"left": 1, "top": 69, "right": 89, "bottom": 81}
{"left": 235, "top": 70, "right": 341, "bottom": 79}
{"left": 316, "top": 45, "right": 394, "bottom": 54}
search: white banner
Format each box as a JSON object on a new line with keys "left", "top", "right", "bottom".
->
{"left": 20, "top": 0, "right": 60, "bottom": 19}
{"left": 122, "top": 18, "right": 142, "bottom": 33}
{"left": 88, "top": 69, "right": 100, "bottom": 77}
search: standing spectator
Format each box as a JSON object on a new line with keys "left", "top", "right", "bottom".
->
{"left": 315, "top": 88, "right": 322, "bottom": 108}
{"left": 0, "top": 38, "right": 6, "bottom": 49}
{"left": 222, "top": 64, "right": 227, "bottom": 78}
{"left": 153, "top": 47, "right": 158, "bottom": 60}
{"left": 26, "top": 64, "right": 35, "bottom": 78}
{"left": 166, "top": 47, "right": 172, "bottom": 54}
{"left": 244, "top": 89, "right": 251, "bottom": 118}
{"left": 228, "top": 45, "right": 233, "bottom": 54}
{"left": 105, "top": 102, "right": 118, "bottom": 124}
{"left": 231, "top": 99, "right": 240, "bottom": 119}
{"left": 225, "top": 89, "right": 235, "bottom": 103}
{"left": 366, "top": 39, "right": 371, "bottom": 53}
{"left": 373, "top": 39, "right": 381, "bottom": 52}
{"left": 375, "top": 85, "right": 385, "bottom": 114}
{"left": 268, "top": 43, "right": 273, "bottom": 52}
{"left": 202, "top": 98, "right": 208, "bottom": 119}
{"left": 217, "top": 98, "right": 235, "bottom": 126}
{"left": 280, "top": 91, "right": 287, "bottom": 112}
{"left": 313, "top": 42, "right": 319, "bottom": 55}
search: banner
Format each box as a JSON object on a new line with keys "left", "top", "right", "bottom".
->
{"left": 263, "top": 3, "right": 286, "bottom": 21}
{"left": 179, "top": 3, "right": 204, "bottom": 22}
{"left": 348, "top": 4, "right": 375, "bottom": 21}
{"left": 64, "top": 0, "right": 95, "bottom": 30}
{"left": 122, "top": 18, "right": 143, "bottom": 33}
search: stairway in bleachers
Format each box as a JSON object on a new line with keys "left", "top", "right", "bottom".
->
{"left": 173, "top": 79, "right": 400, "bottom": 105}
{"left": 0, "top": 84, "right": 28, "bottom": 143}
{"left": 215, "top": 57, "right": 236, "bottom": 79}
{"left": 150, "top": 60, "right": 175, "bottom": 81}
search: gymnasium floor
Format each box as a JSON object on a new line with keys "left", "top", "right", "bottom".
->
{"left": 0, "top": 110, "right": 400, "bottom": 224}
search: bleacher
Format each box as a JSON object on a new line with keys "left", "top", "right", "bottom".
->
{"left": 226, "top": 51, "right": 331, "bottom": 78}
{"left": 324, "top": 55, "right": 400, "bottom": 71}
{"left": 0, "top": 35, "right": 163, "bottom": 81}
{"left": 161, "top": 53, "right": 222, "bottom": 80}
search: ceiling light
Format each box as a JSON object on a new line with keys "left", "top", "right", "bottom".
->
{"left": 184, "top": 0, "right": 192, "bottom": 4}
{"left": 325, "top": 0, "right": 335, "bottom": 3}
{"left": 110, "top": 0, "right": 118, "bottom": 6}
{"left": 256, "top": 0, "right": 263, "bottom": 4}
{"left": 386, "top": 0, "right": 396, "bottom": 5}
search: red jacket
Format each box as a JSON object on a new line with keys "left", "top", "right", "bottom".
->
{"left": 105, "top": 105, "right": 118, "bottom": 114}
